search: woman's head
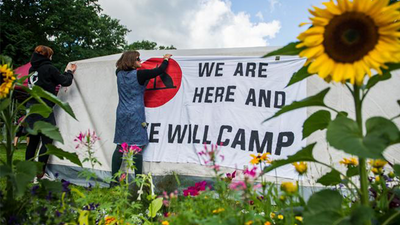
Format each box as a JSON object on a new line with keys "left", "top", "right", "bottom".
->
{"left": 34, "top": 45, "right": 54, "bottom": 59}
{"left": 116, "top": 50, "right": 142, "bottom": 70}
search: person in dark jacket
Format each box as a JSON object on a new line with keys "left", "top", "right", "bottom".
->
{"left": 25, "top": 45, "right": 76, "bottom": 179}
{"left": 112, "top": 51, "right": 172, "bottom": 184}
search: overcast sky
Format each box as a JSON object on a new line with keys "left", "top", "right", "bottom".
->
{"left": 98, "top": 0, "right": 326, "bottom": 49}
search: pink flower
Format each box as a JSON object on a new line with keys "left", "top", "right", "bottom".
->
{"left": 183, "top": 181, "right": 208, "bottom": 196}
{"left": 119, "top": 143, "right": 142, "bottom": 154}
{"left": 119, "top": 173, "right": 126, "bottom": 182}
{"left": 229, "top": 181, "right": 247, "bottom": 190}
{"left": 226, "top": 170, "right": 237, "bottom": 180}
{"left": 243, "top": 167, "right": 257, "bottom": 178}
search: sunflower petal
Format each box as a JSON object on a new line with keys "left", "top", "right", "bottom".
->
{"left": 303, "top": 35, "right": 324, "bottom": 47}
{"left": 323, "top": 0, "right": 342, "bottom": 15}
{"left": 332, "top": 63, "right": 345, "bottom": 82}
{"left": 299, "top": 45, "right": 324, "bottom": 59}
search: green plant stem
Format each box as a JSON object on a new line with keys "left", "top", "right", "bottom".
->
{"left": 382, "top": 210, "right": 400, "bottom": 225}
{"left": 353, "top": 85, "right": 370, "bottom": 207}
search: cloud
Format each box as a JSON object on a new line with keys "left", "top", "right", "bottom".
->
{"left": 268, "top": 0, "right": 281, "bottom": 13}
{"left": 98, "top": 0, "right": 281, "bottom": 49}
{"left": 255, "top": 11, "right": 264, "bottom": 21}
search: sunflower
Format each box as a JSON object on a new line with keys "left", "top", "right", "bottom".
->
{"left": 297, "top": 0, "right": 400, "bottom": 85}
{"left": 0, "top": 64, "right": 15, "bottom": 98}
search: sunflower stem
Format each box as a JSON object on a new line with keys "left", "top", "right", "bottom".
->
{"left": 353, "top": 85, "right": 370, "bottom": 208}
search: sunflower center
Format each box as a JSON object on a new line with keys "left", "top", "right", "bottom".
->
{"left": 323, "top": 12, "right": 379, "bottom": 63}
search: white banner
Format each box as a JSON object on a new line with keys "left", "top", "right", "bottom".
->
{"left": 52, "top": 55, "right": 307, "bottom": 180}
{"left": 142, "top": 56, "right": 307, "bottom": 178}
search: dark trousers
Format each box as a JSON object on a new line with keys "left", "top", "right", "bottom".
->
{"left": 111, "top": 145, "right": 144, "bottom": 179}
{"left": 25, "top": 134, "right": 53, "bottom": 174}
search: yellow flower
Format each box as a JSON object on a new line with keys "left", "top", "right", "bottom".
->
{"left": 340, "top": 157, "right": 358, "bottom": 167}
{"left": 278, "top": 215, "right": 284, "bottom": 220}
{"left": 292, "top": 162, "right": 308, "bottom": 175}
{"left": 270, "top": 212, "right": 276, "bottom": 219}
{"left": 212, "top": 208, "right": 225, "bottom": 214}
{"left": 295, "top": 216, "right": 303, "bottom": 222}
{"left": 250, "top": 153, "right": 271, "bottom": 165}
{"left": 375, "top": 175, "right": 380, "bottom": 182}
{"left": 371, "top": 167, "right": 382, "bottom": 175}
{"left": 105, "top": 216, "right": 117, "bottom": 225}
{"left": 279, "top": 195, "right": 286, "bottom": 201}
{"left": 162, "top": 221, "right": 170, "bottom": 225}
{"left": 281, "top": 182, "right": 298, "bottom": 194}
{"left": 297, "top": 0, "right": 400, "bottom": 85}
{"left": 369, "top": 159, "right": 387, "bottom": 168}
{"left": 0, "top": 64, "right": 15, "bottom": 99}
{"left": 264, "top": 222, "right": 271, "bottom": 225}
{"left": 245, "top": 221, "right": 254, "bottom": 225}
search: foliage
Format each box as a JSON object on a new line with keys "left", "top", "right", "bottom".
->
{"left": 0, "top": 0, "right": 129, "bottom": 69}
{"left": 0, "top": 59, "right": 82, "bottom": 220}
{"left": 126, "top": 40, "right": 177, "bottom": 51}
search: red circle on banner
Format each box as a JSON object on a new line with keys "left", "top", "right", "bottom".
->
{"left": 138, "top": 58, "right": 182, "bottom": 108}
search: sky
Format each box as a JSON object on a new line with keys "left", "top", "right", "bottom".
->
{"left": 98, "top": 0, "right": 327, "bottom": 49}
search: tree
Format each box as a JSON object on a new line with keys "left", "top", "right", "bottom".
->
{"left": 0, "top": 0, "right": 130, "bottom": 69}
{"left": 126, "top": 40, "right": 176, "bottom": 51}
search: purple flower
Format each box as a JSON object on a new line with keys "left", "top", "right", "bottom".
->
{"left": 31, "top": 185, "right": 39, "bottom": 196}
{"left": 46, "top": 191, "right": 52, "bottom": 201}
{"left": 62, "top": 180, "right": 71, "bottom": 192}
{"left": 55, "top": 210, "right": 62, "bottom": 217}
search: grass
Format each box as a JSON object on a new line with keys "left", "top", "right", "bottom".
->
{"left": 0, "top": 142, "right": 26, "bottom": 163}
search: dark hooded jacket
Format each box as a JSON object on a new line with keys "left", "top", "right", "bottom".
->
{"left": 28, "top": 52, "right": 74, "bottom": 106}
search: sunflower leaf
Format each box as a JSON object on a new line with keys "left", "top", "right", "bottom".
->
{"left": 263, "top": 42, "right": 305, "bottom": 58}
{"left": 26, "top": 121, "right": 63, "bottom": 143}
{"left": 286, "top": 65, "right": 313, "bottom": 87}
{"left": 263, "top": 88, "right": 330, "bottom": 122}
{"left": 263, "top": 143, "right": 317, "bottom": 174}
{"left": 45, "top": 144, "right": 82, "bottom": 167}
{"left": 302, "top": 110, "right": 331, "bottom": 139}
{"left": 327, "top": 117, "right": 398, "bottom": 159}
{"left": 317, "top": 169, "right": 342, "bottom": 186}
{"left": 346, "top": 166, "right": 359, "bottom": 177}
{"left": 365, "top": 70, "right": 391, "bottom": 89}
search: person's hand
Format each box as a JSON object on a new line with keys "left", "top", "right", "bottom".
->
{"left": 163, "top": 54, "right": 172, "bottom": 60}
{"left": 66, "top": 63, "right": 77, "bottom": 73}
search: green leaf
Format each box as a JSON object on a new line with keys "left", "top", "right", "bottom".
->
{"left": 27, "top": 121, "right": 63, "bottom": 143}
{"left": 27, "top": 104, "right": 52, "bottom": 118}
{"left": 317, "top": 169, "right": 342, "bottom": 186}
{"left": 14, "top": 161, "right": 38, "bottom": 197}
{"left": 26, "top": 86, "right": 76, "bottom": 120}
{"left": 0, "top": 165, "right": 12, "bottom": 177}
{"left": 304, "top": 190, "right": 343, "bottom": 225}
{"left": 148, "top": 197, "right": 163, "bottom": 218}
{"left": 263, "top": 143, "right": 317, "bottom": 173}
{"left": 346, "top": 166, "right": 359, "bottom": 177}
{"left": 366, "top": 70, "right": 391, "bottom": 89}
{"left": 326, "top": 117, "right": 392, "bottom": 159}
{"left": 0, "top": 98, "right": 11, "bottom": 112}
{"left": 303, "top": 110, "right": 331, "bottom": 139}
{"left": 15, "top": 74, "right": 30, "bottom": 86}
{"left": 40, "top": 179, "right": 62, "bottom": 193}
{"left": 263, "top": 42, "right": 304, "bottom": 57}
{"left": 264, "top": 88, "right": 330, "bottom": 122}
{"left": 349, "top": 205, "right": 374, "bottom": 225}
{"left": 365, "top": 117, "right": 399, "bottom": 144}
{"left": 393, "top": 164, "right": 400, "bottom": 177}
{"left": 45, "top": 144, "right": 82, "bottom": 167}
{"left": 366, "top": 63, "right": 400, "bottom": 89}
{"left": 304, "top": 211, "right": 344, "bottom": 225}
{"left": 286, "top": 65, "right": 313, "bottom": 87}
